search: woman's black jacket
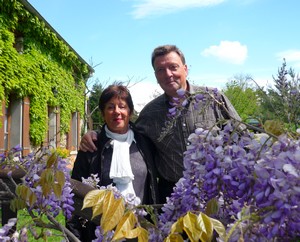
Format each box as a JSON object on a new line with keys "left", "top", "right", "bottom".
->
{"left": 67, "top": 122, "right": 159, "bottom": 241}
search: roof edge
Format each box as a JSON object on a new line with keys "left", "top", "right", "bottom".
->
{"left": 19, "top": 0, "right": 94, "bottom": 77}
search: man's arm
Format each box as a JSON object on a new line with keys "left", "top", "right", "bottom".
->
{"left": 79, "top": 130, "right": 98, "bottom": 152}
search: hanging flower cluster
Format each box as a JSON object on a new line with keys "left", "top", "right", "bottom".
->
{"left": 0, "top": 146, "right": 74, "bottom": 240}
{"left": 153, "top": 87, "right": 300, "bottom": 240}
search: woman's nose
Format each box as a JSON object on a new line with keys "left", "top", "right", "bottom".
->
{"left": 114, "top": 106, "right": 121, "bottom": 113}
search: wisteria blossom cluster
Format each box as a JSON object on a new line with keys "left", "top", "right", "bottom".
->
{"left": 0, "top": 146, "right": 74, "bottom": 240}
{"left": 154, "top": 120, "right": 300, "bottom": 241}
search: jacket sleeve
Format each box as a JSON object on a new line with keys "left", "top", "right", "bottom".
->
{"left": 71, "top": 150, "right": 92, "bottom": 181}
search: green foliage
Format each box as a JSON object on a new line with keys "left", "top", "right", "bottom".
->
{"left": 223, "top": 75, "right": 260, "bottom": 120}
{"left": 0, "top": 0, "right": 90, "bottom": 145}
{"left": 88, "top": 83, "right": 104, "bottom": 129}
{"left": 258, "top": 60, "right": 300, "bottom": 130}
{"left": 55, "top": 147, "right": 70, "bottom": 159}
{"left": 17, "top": 210, "right": 66, "bottom": 242}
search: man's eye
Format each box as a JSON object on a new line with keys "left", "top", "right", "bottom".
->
{"left": 170, "top": 64, "right": 179, "bottom": 71}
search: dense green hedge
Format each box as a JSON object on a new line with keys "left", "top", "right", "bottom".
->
{"left": 0, "top": 0, "right": 91, "bottom": 145}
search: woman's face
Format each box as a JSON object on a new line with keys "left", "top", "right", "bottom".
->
{"left": 103, "top": 96, "right": 132, "bottom": 134}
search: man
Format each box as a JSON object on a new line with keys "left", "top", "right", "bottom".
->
{"left": 79, "top": 45, "right": 242, "bottom": 203}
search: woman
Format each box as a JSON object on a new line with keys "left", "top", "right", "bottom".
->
{"left": 67, "top": 83, "right": 158, "bottom": 241}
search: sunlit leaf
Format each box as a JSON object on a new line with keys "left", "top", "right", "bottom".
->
{"left": 165, "top": 234, "right": 184, "bottom": 242}
{"left": 101, "top": 191, "right": 125, "bottom": 233}
{"left": 183, "top": 212, "right": 201, "bottom": 242}
{"left": 137, "top": 227, "right": 148, "bottom": 242}
{"left": 82, "top": 189, "right": 106, "bottom": 210}
{"left": 113, "top": 211, "right": 137, "bottom": 240}
{"left": 210, "top": 217, "right": 226, "bottom": 240}
{"left": 197, "top": 212, "right": 213, "bottom": 242}
{"left": 92, "top": 200, "right": 104, "bottom": 219}
{"left": 124, "top": 227, "right": 148, "bottom": 241}
{"left": 170, "top": 217, "right": 184, "bottom": 234}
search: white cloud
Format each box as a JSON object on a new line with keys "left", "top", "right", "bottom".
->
{"left": 276, "top": 50, "right": 300, "bottom": 68}
{"left": 130, "top": 0, "right": 225, "bottom": 19}
{"left": 201, "top": 40, "right": 248, "bottom": 65}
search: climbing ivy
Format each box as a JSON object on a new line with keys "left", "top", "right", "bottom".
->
{"left": 0, "top": 0, "right": 91, "bottom": 145}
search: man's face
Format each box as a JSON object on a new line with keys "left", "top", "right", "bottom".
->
{"left": 153, "top": 51, "right": 188, "bottom": 97}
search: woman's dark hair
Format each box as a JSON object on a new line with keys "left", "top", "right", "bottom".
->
{"left": 98, "top": 82, "right": 134, "bottom": 115}
{"left": 151, "top": 45, "right": 186, "bottom": 68}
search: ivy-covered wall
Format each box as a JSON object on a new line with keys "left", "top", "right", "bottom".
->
{"left": 0, "top": 0, "right": 92, "bottom": 145}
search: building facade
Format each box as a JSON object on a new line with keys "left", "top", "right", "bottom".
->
{"left": 0, "top": 0, "right": 94, "bottom": 155}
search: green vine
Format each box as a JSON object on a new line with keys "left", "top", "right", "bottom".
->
{"left": 0, "top": 0, "right": 91, "bottom": 145}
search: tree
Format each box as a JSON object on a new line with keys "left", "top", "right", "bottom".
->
{"left": 223, "top": 74, "right": 260, "bottom": 120}
{"left": 258, "top": 60, "right": 300, "bottom": 130}
{"left": 87, "top": 82, "right": 105, "bottom": 130}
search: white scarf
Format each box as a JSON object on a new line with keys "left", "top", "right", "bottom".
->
{"left": 105, "top": 125, "right": 135, "bottom": 196}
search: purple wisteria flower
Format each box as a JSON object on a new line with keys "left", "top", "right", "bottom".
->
{"left": 154, "top": 121, "right": 300, "bottom": 241}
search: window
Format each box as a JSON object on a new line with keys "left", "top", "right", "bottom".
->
{"left": 48, "top": 107, "right": 57, "bottom": 148}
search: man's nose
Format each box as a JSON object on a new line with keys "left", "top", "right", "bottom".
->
{"left": 165, "top": 68, "right": 173, "bottom": 76}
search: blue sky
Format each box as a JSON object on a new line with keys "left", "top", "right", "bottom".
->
{"left": 28, "top": 0, "right": 300, "bottom": 111}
